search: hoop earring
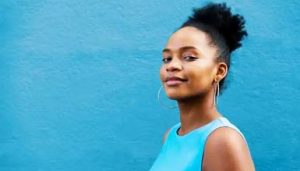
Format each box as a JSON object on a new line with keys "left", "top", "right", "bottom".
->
{"left": 157, "top": 85, "right": 177, "bottom": 109}
{"left": 213, "top": 81, "right": 220, "bottom": 106}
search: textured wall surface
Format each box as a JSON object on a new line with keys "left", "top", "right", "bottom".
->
{"left": 1, "top": 0, "right": 299, "bottom": 170}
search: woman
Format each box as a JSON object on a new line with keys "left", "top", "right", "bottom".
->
{"left": 150, "top": 2, "right": 255, "bottom": 171}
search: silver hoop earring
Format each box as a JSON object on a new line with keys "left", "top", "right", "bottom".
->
{"left": 157, "top": 85, "right": 177, "bottom": 109}
{"left": 213, "top": 81, "right": 220, "bottom": 106}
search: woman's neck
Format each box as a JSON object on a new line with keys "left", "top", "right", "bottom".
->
{"left": 176, "top": 91, "right": 222, "bottom": 136}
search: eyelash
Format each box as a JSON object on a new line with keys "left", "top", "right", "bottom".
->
{"left": 162, "top": 57, "right": 172, "bottom": 64}
{"left": 184, "top": 56, "right": 198, "bottom": 61}
{"left": 162, "top": 56, "right": 198, "bottom": 64}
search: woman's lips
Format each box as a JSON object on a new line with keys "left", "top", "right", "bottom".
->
{"left": 166, "top": 79, "right": 186, "bottom": 86}
{"left": 165, "top": 77, "right": 187, "bottom": 86}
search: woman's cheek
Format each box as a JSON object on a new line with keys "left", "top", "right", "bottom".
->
{"left": 159, "top": 66, "right": 165, "bottom": 83}
{"left": 186, "top": 67, "right": 208, "bottom": 89}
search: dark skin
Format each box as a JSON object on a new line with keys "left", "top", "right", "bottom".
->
{"left": 160, "top": 26, "right": 255, "bottom": 171}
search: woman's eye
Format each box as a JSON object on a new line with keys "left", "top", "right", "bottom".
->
{"left": 162, "top": 57, "right": 172, "bottom": 64}
{"left": 183, "top": 56, "right": 198, "bottom": 61}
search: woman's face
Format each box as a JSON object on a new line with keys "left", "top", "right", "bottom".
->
{"left": 160, "top": 26, "right": 224, "bottom": 100}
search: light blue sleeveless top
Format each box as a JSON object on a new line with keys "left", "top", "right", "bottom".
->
{"left": 149, "top": 117, "right": 246, "bottom": 171}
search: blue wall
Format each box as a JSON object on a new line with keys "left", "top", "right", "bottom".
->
{"left": 1, "top": 0, "right": 299, "bottom": 170}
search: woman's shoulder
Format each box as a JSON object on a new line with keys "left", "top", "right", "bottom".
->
{"left": 207, "top": 126, "right": 248, "bottom": 149}
{"left": 202, "top": 126, "right": 255, "bottom": 170}
{"left": 162, "top": 122, "right": 180, "bottom": 143}
{"left": 162, "top": 128, "right": 171, "bottom": 143}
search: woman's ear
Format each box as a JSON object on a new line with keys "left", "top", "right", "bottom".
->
{"left": 216, "top": 62, "right": 228, "bottom": 82}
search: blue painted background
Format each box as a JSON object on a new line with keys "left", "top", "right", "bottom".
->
{"left": 1, "top": 0, "right": 299, "bottom": 170}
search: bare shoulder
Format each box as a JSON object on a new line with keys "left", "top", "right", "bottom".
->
{"left": 202, "top": 127, "right": 255, "bottom": 171}
{"left": 162, "top": 128, "right": 171, "bottom": 143}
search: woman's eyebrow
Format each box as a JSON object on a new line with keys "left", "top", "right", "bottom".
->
{"left": 162, "top": 48, "right": 171, "bottom": 53}
{"left": 162, "top": 46, "right": 199, "bottom": 53}
{"left": 179, "top": 46, "right": 198, "bottom": 52}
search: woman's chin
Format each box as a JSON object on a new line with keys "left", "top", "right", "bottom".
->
{"left": 165, "top": 87, "right": 190, "bottom": 100}
{"left": 166, "top": 93, "right": 185, "bottom": 100}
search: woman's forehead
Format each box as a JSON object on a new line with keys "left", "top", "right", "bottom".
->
{"left": 165, "top": 27, "right": 211, "bottom": 51}
{"left": 164, "top": 27, "right": 217, "bottom": 57}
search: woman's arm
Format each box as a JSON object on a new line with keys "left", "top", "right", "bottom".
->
{"left": 202, "top": 127, "right": 255, "bottom": 171}
{"left": 163, "top": 128, "right": 171, "bottom": 143}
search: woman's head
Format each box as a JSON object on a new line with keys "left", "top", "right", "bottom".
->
{"left": 160, "top": 2, "right": 247, "bottom": 101}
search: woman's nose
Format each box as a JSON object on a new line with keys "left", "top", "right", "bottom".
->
{"left": 166, "top": 58, "right": 183, "bottom": 72}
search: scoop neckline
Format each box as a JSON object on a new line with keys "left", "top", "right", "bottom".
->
{"left": 175, "top": 117, "right": 226, "bottom": 138}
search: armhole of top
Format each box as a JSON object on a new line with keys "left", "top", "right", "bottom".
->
{"left": 163, "top": 122, "right": 180, "bottom": 144}
{"left": 200, "top": 125, "right": 248, "bottom": 170}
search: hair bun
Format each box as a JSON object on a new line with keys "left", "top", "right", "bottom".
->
{"left": 184, "top": 3, "right": 247, "bottom": 52}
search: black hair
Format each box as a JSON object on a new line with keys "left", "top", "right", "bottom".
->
{"left": 180, "top": 2, "right": 248, "bottom": 94}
